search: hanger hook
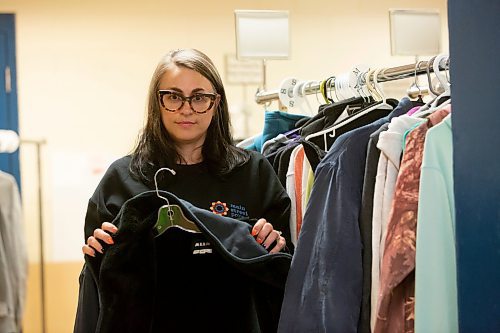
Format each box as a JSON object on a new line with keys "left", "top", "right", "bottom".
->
{"left": 373, "top": 68, "right": 386, "bottom": 103}
{"left": 413, "top": 60, "right": 426, "bottom": 96}
{"left": 326, "top": 76, "right": 336, "bottom": 103}
{"left": 311, "top": 80, "right": 322, "bottom": 106}
{"left": 426, "top": 56, "right": 439, "bottom": 96}
{"left": 366, "top": 68, "right": 381, "bottom": 101}
{"left": 358, "top": 69, "right": 370, "bottom": 104}
{"left": 433, "top": 54, "right": 451, "bottom": 94}
{"left": 154, "top": 167, "right": 177, "bottom": 206}
{"left": 445, "top": 58, "right": 451, "bottom": 83}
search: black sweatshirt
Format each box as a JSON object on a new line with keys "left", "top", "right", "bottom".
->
{"left": 83, "top": 151, "right": 291, "bottom": 243}
{"left": 84, "top": 191, "right": 292, "bottom": 333}
{"left": 74, "top": 151, "right": 292, "bottom": 333}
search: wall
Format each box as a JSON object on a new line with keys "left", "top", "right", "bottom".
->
{"left": 0, "top": 0, "right": 448, "bottom": 332}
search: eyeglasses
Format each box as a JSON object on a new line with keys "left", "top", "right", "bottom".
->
{"left": 158, "top": 90, "right": 219, "bottom": 114}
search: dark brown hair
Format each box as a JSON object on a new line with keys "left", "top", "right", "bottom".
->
{"left": 130, "top": 49, "right": 249, "bottom": 184}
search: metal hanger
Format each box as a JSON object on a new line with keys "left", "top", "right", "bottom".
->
{"left": 407, "top": 61, "right": 426, "bottom": 102}
{"left": 152, "top": 167, "right": 200, "bottom": 236}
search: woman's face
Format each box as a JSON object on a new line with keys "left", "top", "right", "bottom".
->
{"left": 158, "top": 64, "right": 216, "bottom": 148}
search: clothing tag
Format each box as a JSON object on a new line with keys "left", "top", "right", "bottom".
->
{"left": 335, "top": 108, "right": 350, "bottom": 124}
{"left": 192, "top": 239, "right": 213, "bottom": 255}
{"left": 345, "top": 105, "right": 362, "bottom": 115}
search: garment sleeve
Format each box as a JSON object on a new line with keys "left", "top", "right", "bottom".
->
{"left": 73, "top": 265, "right": 100, "bottom": 333}
{"left": 257, "top": 156, "right": 293, "bottom": 253}
{"left": 75, "top": 166, "right": 125, "bottom": 333}
{"left": 74, "top": 199, "right": 116, "bottom": 333}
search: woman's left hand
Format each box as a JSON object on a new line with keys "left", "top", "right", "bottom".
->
{"left": 251, "top": 218, "right": 286, "bottom": 253}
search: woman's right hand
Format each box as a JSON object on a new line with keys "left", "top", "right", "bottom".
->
{"left": 82, "top": 222, "right": 118, "bottom": 257}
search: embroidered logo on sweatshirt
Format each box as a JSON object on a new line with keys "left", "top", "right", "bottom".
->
{"left": 209, "top": 201, "right": 249, "bottom": 219}
{"left": 192, "top": 241, "right": 213, "bottom": 255}
{"left": 228, "top": 203, "right": 249, "bottom": 219}
{"left": 210, "top": 201, "right": 229, "bottom": 216}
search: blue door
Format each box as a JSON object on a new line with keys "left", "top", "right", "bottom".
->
{"left": 0, "top": 14, "right": 20, "bottom": 185}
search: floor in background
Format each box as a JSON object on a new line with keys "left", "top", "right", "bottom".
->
{"left": 24, "top": 261, "right": 83, "bottom": 333}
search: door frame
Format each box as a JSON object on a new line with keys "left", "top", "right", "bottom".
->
{"left": 0, "top": 13, "right": 20, "bottom": 185}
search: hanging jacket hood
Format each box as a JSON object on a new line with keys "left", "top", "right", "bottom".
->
{"left": 377, "top": 115, "right": 424, "bottom": 168}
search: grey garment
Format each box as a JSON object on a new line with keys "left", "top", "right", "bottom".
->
{"left": 0, "top": 171, "right": 27, "bottom": 333}
{"left": 262, "top": 133, "right": 289, "bottom": 156}
{"left": 358, "top": 123, "right": 389, "bottom": 333}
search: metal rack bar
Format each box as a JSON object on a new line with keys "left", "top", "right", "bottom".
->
{"left": 254, "top": 58, "right": 449, "bottom": 104}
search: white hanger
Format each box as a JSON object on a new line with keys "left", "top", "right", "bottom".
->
{"left": 337, "top": 73, "right": 352, "bottom": 100}
{"left": 415, "top": 56, "right": 440, "bottom": 113}
{"left": 428, "top": 54, "right": 451, "bottom": 108}
{"left": 365, "top": 68, "right": 382, "bottom": 101}
{"left": 433, "top": 54, "right": 451, "bottom": 95}
{"left": 355, "top": 67, "right": 372, "bottom": 104}
{"left": 289, "top": 80, "right": 310, "bottom": 115}
{"left": 356, "top": 69, "right": 367, "bottom": 103}
{"left": 304, "top": 68, "right": 392, "bottom": 150}
{"left": 296, "top": 80, "right": 317, "bottom": 115}
{"left": 414, "top": 54, "right": 451, "bottom": 117}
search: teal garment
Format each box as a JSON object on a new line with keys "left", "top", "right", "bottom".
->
{"left": 402, "top": 120, "right": 425, "bottom": 151}
{"left": 415, "top": 114, "right": 458, "bottom": 333}
{"left": 245, "top": 111, "right": 308, "bottom": 152}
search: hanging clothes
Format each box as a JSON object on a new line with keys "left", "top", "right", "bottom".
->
{"left": 358, "top": 122, "right": 389, "bottom": 333}
{"left": 415, "top": 113, "right": 458, "bottom": 333}
{"left": 297, "top": 147, "right": 311, "bottom": 238}
{"left": 373, "top": 107, "right": 450, "bottom": 333}
{"left": 286, "top": 145, "right": 302, "bottom": 245}
{"left": 299, "top": 97, "right": 366, "bottom": 139}
{"left": 0, "top": 171, "right": 27, "bottom": 333}
{"left": 370, "top": 115, "right": 424, "bottom": 331}
{"left": 244, "top": 111, "right": 309, "bottom": 152}
{"left": 278, "top": 98, "right": 414, "bottom": 333}
{"left": 302, "top": 99, "right": 399, "bottom": 151}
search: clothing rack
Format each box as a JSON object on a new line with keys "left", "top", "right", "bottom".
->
{"left": 254, "top": 58, "right": 449, "bottom": 104}
{"left": 0, "top": 130, "right": 47, "bottom": 333}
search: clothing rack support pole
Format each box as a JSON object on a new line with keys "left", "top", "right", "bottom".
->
{"left": 21, "top": 139, "right": 47, "bottom": 333}
{"left": 36, "top": 141, "right": 46, "bottom": 333}
{"left": 262, "top": 59, "right": 267, "bottom": 92}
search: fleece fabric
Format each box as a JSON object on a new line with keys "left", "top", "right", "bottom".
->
{"left": 85, "top": 191, "right": 292, "bottom": 333}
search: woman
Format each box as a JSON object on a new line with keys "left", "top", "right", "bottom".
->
{"left": 75, "top": 49, "right": 292, "bottom": 332}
